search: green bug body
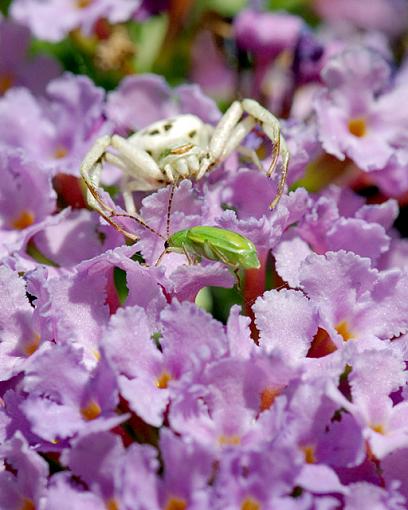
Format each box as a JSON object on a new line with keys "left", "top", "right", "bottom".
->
{"left": 165, "top": 226, "right": 260, "bottom": 270}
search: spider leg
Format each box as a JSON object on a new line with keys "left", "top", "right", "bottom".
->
{"left": 237, "top": 146, "right": 263, "bottom": 171}
{"left": 241, "top": 99, "right": 290, "bottom": 209}
{"left": 111, "top": 135, "right": 164, "bottom": 183}
{"left": 209, "top": 101, "right": 243, "bottom": 162}
{"left": 80, "top": 135, "right": 111, "bottom": 212}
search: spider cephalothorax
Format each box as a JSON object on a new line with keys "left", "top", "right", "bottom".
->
{"left": 80, "top": 98, "right": 289, "bottom": 216}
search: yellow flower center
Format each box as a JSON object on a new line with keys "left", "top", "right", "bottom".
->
{"left": 348, "top": 117, "right": 367, "bottom": 138}
{"left": 335, "top": 321, "right": 354, "bottom": 342}
{"left": 11, "top": 210, "right": 35, "bottom": 230}
{"left": 301, "top": 444, "right": 316, "bottom": 464}
{"left": 371, "top": 423, "right": 385, "bottom": 434}
{"left": 241, "top": 497, "right": 261, "bottom": 510}
{"left": 81, "top": 399, "right": 102, "bottom": 421}
{"left": 218, "top": 434, "right": 241, "bottom": 446}
{"left": 76, "top": 0, "right": 93, "bottom": 8}
{"left": 164, "top": 497, "right": 187, "bottom": 510}
{"left": 53, "top": 145, "right": 69, "bottom": 159}
{"left": 23, "top": 333, "right": 41, "bottom": 356}
{"left": 156, "top": 371, "right": 172, "bottom": 389}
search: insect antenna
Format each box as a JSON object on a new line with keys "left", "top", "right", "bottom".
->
{"left": 166, "top": 184, "right": 176, "bottom": 238}
{"left": 110, "top": 211, "right": 166, "bottom": 241}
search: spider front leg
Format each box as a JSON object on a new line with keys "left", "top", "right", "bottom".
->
{"left": 80, "top": 135, "right": 112, "bottom": 213}
{"left": 241, "top": 99, "right": 289, "bottom": 209}
{"left": 208, "top": 99, "right": 289, "bottom": 209}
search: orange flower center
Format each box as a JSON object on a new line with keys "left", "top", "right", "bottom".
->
{"left": 348, "top": 117, "right": 367, "bottom": 138}
{"left": 81, "top": 400, "right": 102, "bottom": 421}
{"left": 105, "top": 499, "right": 119, "bottom": 510}
{"left": 0, "top": 73, "right": 14, "bottom": 94}
{"left": 218, "top": 434, "right": 241, "bottom": 446}
{"left": 76, "top": 0, "right": 93, "bottom": 8}
{"left": 259, "top": 386, "right": 281, "bottom": 412}
{"left": 23, "top": 333, "right": 41, "bottom": 356}
{"left": 241, "top": 497, "right": 261, "bottom": 510}
{"left": 11, "top": 210, "right": 35, "bottom": 230}
{"left": 19, "top": 498, "right": 36, "bottom": 510}
{"left": 164, "top": 497, "right": 187, "bottom": 510}
{"left": 156, "top": 371, "right": 172, "bottom": 389}
{"left": 301, "top": 444, "right": 316, "bottom": 464}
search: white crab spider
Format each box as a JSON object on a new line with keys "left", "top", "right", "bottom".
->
{"left": 80, "top": 98, "right": 289, "bottom": 218}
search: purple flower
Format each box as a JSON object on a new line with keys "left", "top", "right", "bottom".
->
{"left": 20, "top": 343, "right": 125, "bottom": 441}
{"left": 0, "top": 73, "right": 108, "bottom": 176}
{"left": 313, "top": 0, "right": 408, "bottom": 37}
{"left": 0, "top": 150, "right": 56, "bottom": 230}
{"left": 274, "top": 186, "right": 398, "bottom": 287}
{"left": 300, "top": 251, "right": 408, "bottom": 351}
{"left": 234, "top": 9, "right": 303, "bottom": 60}
{"left": 0, "top": 18, "right": 60, "bottom": 95}
{"left": 314, "top": 47, "right": 408, "bottom": 171}
{"left": 10, "top": 0, "right": 140, "bottom": 42}
{"left": 103, "top": 300, "right": 228, "bottom": 426}
{"left": 0, "top": 266, "right": 43, "bottom": 381}
{"left": 0, "top": 433, "right": 48, "bottom": 509}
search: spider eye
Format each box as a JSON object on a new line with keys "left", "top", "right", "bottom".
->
{"left": 164, "top": 241, "right": 169, "bottom": 248}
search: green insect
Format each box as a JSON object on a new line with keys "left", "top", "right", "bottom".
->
{"left": 84, "top": 182, "right": 260, "bottom": 283}
{"left": 158, "top": 225, "right": 260, "bottom": 272}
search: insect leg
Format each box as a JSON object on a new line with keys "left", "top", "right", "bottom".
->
{"left": 206, "top": 243, "right": 242, "bottom": 288}
{"left": 182, "top": 244, "right": 197, "bottom": 265}
{"left": 155, "top": 248, "right": 169, "bottom": 266}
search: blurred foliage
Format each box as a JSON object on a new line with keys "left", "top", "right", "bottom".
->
{"left": 0, "top": 0, "right": 12, "bottom": 15}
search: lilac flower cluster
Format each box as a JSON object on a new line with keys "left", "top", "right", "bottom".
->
{"left": 1, "top": 1, "right": 408, "bottom": 509}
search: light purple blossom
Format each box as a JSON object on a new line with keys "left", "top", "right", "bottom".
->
{"left": 11, "top": 0, "right": 140, "bottom": 42}
{"left": 0, "top": 18, "right": 60, "bottom": 95}
{"left": 314, "top": 47, "right": 408, "bottom": 171}
{"left": 0, "top": 73, "right": 108, "bottom": 176}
